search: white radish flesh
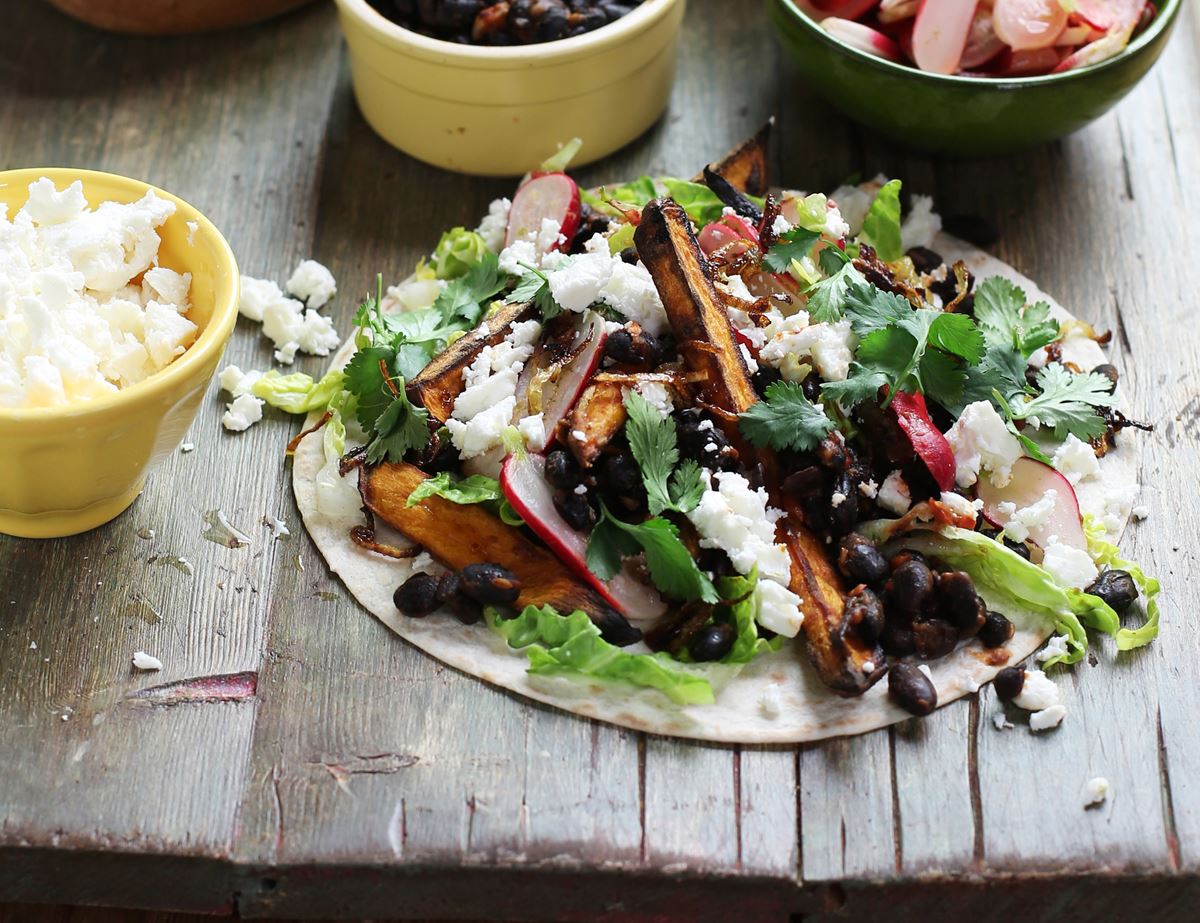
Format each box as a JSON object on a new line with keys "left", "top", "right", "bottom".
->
{"left": 1053, "top": 24, "right": 1135, "bottom": 72}
{"left": 521, "top": 313, "right": 607, "bottom": 453}
{"left": 912, "top": 0, "right": 978, "bottom": 74}
{"left": 993, "top": 0, "right": 1069, "bottom": 51}
{"left": 505, "top": 172, "right": 581, "bottom": 252}
{"left": 960, "top": 6, "right": 1007, "bottom": 69}
{"left": 823, "top": 18, "right": 904, "bottom": 62}
{"left": 976, "top": 456, "right": 1087, "bottom": 550}
{"left": 1073, "top": 0, "right": 1147, "bottom": 31}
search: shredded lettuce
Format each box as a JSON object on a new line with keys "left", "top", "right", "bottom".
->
{"left": 251, "top": 369, "right": 346, "bottom": 415}
{"left": 580, "top": 175, "right": 658, "bottom": 215}
{"left": 859, "top": 178, "right": 903, "bottom": 262}
{"left": 792, "top": 192, "right": 833, "bottom": 233}
{"left": 1083, "top": 515, "right": 1161, "bottom": 651}
{"left": 431, "top": 228, "right": 489, "bottom": 280}
{"left": 405, "top": 471, "right": 524, "bottom": 525}
{"left": 718, "top": 570, "right": 783, "bottom": 664}
{"left": 487, "top": 605, "right": 716, "bottom": 705}
{"left": 869, "top": 524, "right": 1119, "bottom": 666}
{"left": 661, "top": 178, "right": 765, "bottom": 227}
{"left": 607, "top": 220, "right": 636, "bottom": 255}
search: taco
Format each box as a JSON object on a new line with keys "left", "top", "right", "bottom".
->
{"left": 278, "top": 129, "right": 1157, "bottom": 743}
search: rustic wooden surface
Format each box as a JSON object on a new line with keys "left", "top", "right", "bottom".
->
{"left": 1, "top": 0, "right": 1198, "bottom": 919}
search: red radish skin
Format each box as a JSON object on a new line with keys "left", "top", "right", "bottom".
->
{"left": 1073, "top": 0, "right": 1147, "bottom": 31}
{"left": 813, "top": 0, "right": 880, "bottom": 18}
{"left": 960, "top": 5, "right": 1007, "bottom": 69}
{"left": 505, "top": 172, "right": 581, "bottom": 252}
{"left": 823, "top": 17, "right": 903, "bottom": 62}
{"left": 1053, "top": 24, "right": 1135, "bottom": 72}
{"left": 911, "top": 0, "right": 976, "bottom": 74}
{"left": 889, "top": 391, "right": 956, "bottom": 491}
{"left": 525, "top": 314, "right": 607, "bottom": 453}
{"left": 993, "top": 0, "right": 1069, "bottom": 51}
{"left": 992, "top": 46, "right": 1063, "bottom": 75}
{"left": 500, "top": 453, "right": 668, "bottom": 620}
{"left": 975, "top": 456, "right": 1087, "bottom": 551}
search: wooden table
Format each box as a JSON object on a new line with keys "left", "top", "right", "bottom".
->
{"left": 2, "top": 1, "right": 1198, "bottom": 919}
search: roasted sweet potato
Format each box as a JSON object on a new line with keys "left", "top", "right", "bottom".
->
{"left": 691, "top": 120, "right": 772, "bottom": 197}
{"left": 406, "top": 301, "right": 537, "bottom": 423}
{"left": 565, "top": 372, "right": 680, "bottom": 468}
{"left": 360, "top": 461, "right": 640, "bottom": 644}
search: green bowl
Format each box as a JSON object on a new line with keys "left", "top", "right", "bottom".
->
{"left": 766, "top": 0, "right": 1183, "bottom": 156}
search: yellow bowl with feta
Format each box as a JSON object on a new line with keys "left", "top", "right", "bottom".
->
{"left": 0, "top": 168, "right": 239, "bottom": 538}
{"left": 333, "top": 0, "right": 687, "bottom": 176}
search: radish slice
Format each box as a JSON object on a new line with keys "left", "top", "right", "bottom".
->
{"left": 976, "top": 457, "right": 1087, "bottom": 551}
{"left": 823, "top": 18, "right": 904, "bottom": 62}
{"left": 911, "top": 0, "right": 976, "bottom": 74}
{"left": 505, "top": 172, "right": 581, "bottom": 252}
{"left": 1073, "top": 0, "right": 1147, "bottom": 31}
{"left": 500, "top": 453, "right": 668, "bottom": 621}
{"left": 1052, "top": 24, "right": 1135, "bottom": 71}
{"left": 519, "top": 313, "right": 607, "bottom": 452}
{"left": 960, "top": 6, "right": 1007, "bottom": 69}
{"left": 878, "top": 0, "right": 920, "bottom": 26}
{"left": 1054, "top": 24, "right": 1094, "bottom": 46}
{"left": 992, "top": 46, "right": 1063, "bottom": 75}
{"left": 813, "top": 0, "right": 881, "bottom": 18}
{"left": 993, "top": 0, "right": 1069, "bottom": 51}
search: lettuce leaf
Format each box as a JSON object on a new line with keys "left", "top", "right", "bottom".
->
{"left": 538, "top": 137, "right": 583, "bottom": 173}
{"left": 661, "top": 178, "right": 766, "bottom": 227}
{"left": 718, "top": 570, "right": 783, "bottom": 664}
{"left": 867, "top": 524, "right": 1118, "bottom": 665}
{"left": 1083, "top": 515, "right": 1161, "bottom": 651}
{"left": 859, "top": 179, "right": 903, "bottom": 262}
{"left": 487, "top": 605, "right": 716, "bottom": 705}
{"left": 251, "top": 369, "right": 346, "bottom": 414}
{"left": 405, "top": 471, "right": 524, "bottom": 525}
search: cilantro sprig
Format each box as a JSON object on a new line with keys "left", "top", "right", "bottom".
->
{"left": 344, "top": 345, "right": 430, "bottom": 464}
{"left": 997, "top": 363, "right": 1117, "bottom": 452}
{"left": 739, "top": 380, "right": 836, "bottom": 452}
{"left": 763, "top": 227, "right": 821, "bottom": 274}
{"left": 586, "top": 504, "right": 718, "bottom": 604}
{"left": 506, "top": 261, "right": 568, "bottom": 320}
{"left": 623, "top": 390, "right": 703, "bottom": 515}
{"left": 804, "top": 247, "right": 865, "bottom": 323}
{"left": 973, "top": 276, "right": 1060, "bottom": 358}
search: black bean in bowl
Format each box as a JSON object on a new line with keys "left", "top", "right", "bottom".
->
{"left": 367, "top": 0, "right": 645, "bottom": 45}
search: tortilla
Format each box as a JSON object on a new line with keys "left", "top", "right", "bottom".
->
{"left": 291, "top": 232, "right": 1139, "bottom": 744}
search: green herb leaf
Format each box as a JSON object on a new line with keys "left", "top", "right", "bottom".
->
{"left": 973, "top": 276, "right": 1060, "bottom": 357}
{"left": 505, "top": 261, "right": 567, "bottom": 320}
{"left": 584, "top": 514, "right": 641, "bottom": 581}
{"left": 430, "top": 251, "right": 506, "bottom": 327}
{"left": 763, "top": 227, "right": 821, "bottom": 273}
{"left": 1006, "top": 364, "right": 1117, "bottom": 441}
{"left": 668, "top": 459, "right": 706, "bottom": 515}
{"left": 859, "top": 179, "right": 903, "bottom": 262}
{"left": 820, "top": 363, "right": 888, "bottom": 409}
{"left": 661, "top": 178, "right": 766, "bottom": 227}
{"left": 363, "top": 389, "right": 431, "bottom": 465}
{"left": 738, "top": 380, "right": 836, "bottom": 452}
{"left": 804, "top": 248, "right": 865, "bottom": 323}
{"left": 623, "top": 390, "right": 703, "bottom": 515}
{"left": 587, "top": 505, "right": 718, "bottom": 604}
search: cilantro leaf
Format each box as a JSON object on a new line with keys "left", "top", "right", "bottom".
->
{"left": 821, "top": 363, "right": 887, "bottom": 408}
{"left": 344, "top": 345, "right": 400, "bottom": 432}
{"left": 805, "top": 248, "right": 866, "bottom": 323}
{"left": 738, "top": 380, "right": 836, "bottom": 452}
{"left": 364, "top": 389, "right": 430, "bottom": 464}
{"left": 505, "top": 262, "right": 566, "bottom": 320}
{"left": 431, "top": 251, "right": 506, "bottom": 327}
{"left": 991, "top": 388, "right": 1053, "bottom": 465}
{"left": 973, "top": 276, "right": 1060, "bottom": 357}
{"left": 952, "top": 345, "right": 1030, "bottom": 415}
{"left": 840, "top": 281, "right": 911, "bottom": 337}
{"left": 1006, "top": 364, "right": 1117, "bottom": 441}
{"left": 763, "top": 227, "right": 821, "bottom": 273}
{"left": 624, "top": 390, "right": 702, "bottom": 515}
{"left": 668, "top": 459, "right": 705, "bottom": 514}
{"left": 345, "top": 345, "right": 431, "bottom": 463}
{"left": 587, "top": 505, "right": 718, "bottom": 603}
{"left": 923, "top": 311, "right": 985, "bottom": 363}
{"left": 859, "top": 179, "right": 903, "bottom": 262}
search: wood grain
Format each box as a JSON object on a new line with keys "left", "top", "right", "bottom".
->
{"left": 1, "top": 0, "right": 1199, "bottom": 918}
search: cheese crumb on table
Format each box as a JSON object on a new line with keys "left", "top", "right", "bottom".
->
{"left": 286, "top": 259, "right": 337, "bottom": 309}
{"left": 1084, "top": 776, "right": 1110, "bottom": 808}
{"left": 131, "top": 651, "right": 163, "bottom": 672}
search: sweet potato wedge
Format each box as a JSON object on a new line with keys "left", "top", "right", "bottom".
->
{"left": 691, "top": 119, "right": 772, "bottom": 197}
{"left": 406, "top": 301, "right": 537, "bottom": 423}
{"left": 565, "top": 372, "right": 681, "bottom": 468}
{"left": 360, "top": 461, "right": 640, "bottom": 644}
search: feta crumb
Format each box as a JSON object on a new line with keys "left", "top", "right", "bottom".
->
{"left": 829, "top": 177, "right": 886, "bottom": 236}
{"left": 877, "top": 470, "right": 911, "bottom": 516}
{"left": 945, "top": 401, "right": 1025, "bottom": 489}
{"left": 186, "top": 220, "right": 199, "bottom": 246}
{"left": 264, "top": 516, "right": 290, "bottom": 539}
{"left": 900, "top": 195, "right": 942, "bottom": 251}
{"left": 517, "top": 412, "right": 546, "bottom": 448}
{"left": 1030, "top": 704, "right": 1067, "bottom": 731}
{"left": 698, "top": 419, "right": 714, "bottom": 431}
{"left": 994, "top": 490, "right": 1057, "bottom": 544}
{"left": 755, "top": 579, "right": 804, "bottom": 638}
{"left": 1013, "top": 669, "right": 1060, "bottom": 712}
{"left": 238, "top": 275, "right": 284, "bottom": 322}
{"left": 573, "top": 483, "right": 588, "bottom": 496}
{"left": 29, "top": 641, "right": 37, "bottom": 650}
{"left": 831, "top": 491, "right": 847, "bottom": 508}
{"left": 131, "top": 651, "right": 163, "bottom": 672}
{"left": 222, "top": 393, "right": 264, "bottom": 432}
{"left": 859, "top": 478, "right": 878, "bottom": 499}
{"left": 476, "top": 197, "right": 511, "bottom": 253}
{"left": 992, "top": 712, "right": 1014, "bottom": 731}
{"left": 771, "top": 214, "right": 793, "bottom": 236}
{"left": 180, "top": 442, "right": 195, "bottom": 453}
{"left": 410, "top": 552, "right": 438, "bottom": 576}
{"left": 571, "top": 429, "right": 586, "bottom": 441}
{"left": 1084, "top": 776, "right": 1110, "bottom": 808}
{"left": 1052, "top": 433, "right": 1101, "bottom": 485}
{"left": 759, "top": 314, "right": 856, "bottom": 382}
{"left": 1036, "top": 633, "right": 1071, "bottom": 664}
{"left": 286, "top": 259, "right": 337, "bottom": 309}
{"left": 862, "top": 660, "right": 875, "bottom": 673}
{"left": 544, "top": 239, "right": 670, "bottom": 335}
{"left": 1132, "top": 504, "right": 1150, "bottom": 521}
{"left": 703, "top": 441, "right": 718, "bottom": 453}
{"left": 218, "top": 364, "right": 262, "bottom": 397}
{"left": 633, "top": 380, "right": 673, "bottom": 418}
{"left": 938, "top": 490, "right": 982, "bottom": 520}
{"left": 758, "top": 682, "right": 785, "bottom": 720}
{"left": 1042, "top": 537, "right": 1099, "bottom": 589}
{"left": 238, "top": 273, "right": 339, "bottom": 363}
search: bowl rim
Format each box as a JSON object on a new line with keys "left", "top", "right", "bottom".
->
{"left": 0, "top": 167, "right": 240, "bottom": 423}
{"left": 772, "top": 0, "right": 1182, "bottom": 88}
{"left": 336, "top": 0, "right": 683, "bottom": 66}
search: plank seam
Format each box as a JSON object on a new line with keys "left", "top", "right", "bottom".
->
{"left": 888, "top": 727, "right": 903, "bottom": 874}
{"left": 1115, "top": 117, "right": 1136, "bottom": 203}
{"left": 733, "top": 746, "right": 743, "bottom": 872}
{"left": 1158, "top": 708, "right": 1181, "bottom": 872}
{"left": 967, "top": 697, "right": 985, "bottom": 873}
{"left": 637, "top": 733, "right": 647, "bottom": 865}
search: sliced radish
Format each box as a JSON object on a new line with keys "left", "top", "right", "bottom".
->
{"left": 960, "top": 6, "right": 1008, "bottom": 69}
{"left": 911, "top": 0, "right": 976, "bottom": 74}
{"left": 812, "top": 0, "right": 881, "bottom": 18}
{"left": 976, "top": 456, "right": 1087, "bottom": 551}
{"left": 823, "top": 18, "right": 904, "bottom": 61}
{"left": 1054, "top": 24, "right": 1095, "bottom": 46}
{"left": 991, "top": 46, "right": 1063, "bottom": 75}
{"left": 878, "top": 0, "right": 920, "bottom": 26}
{"left": 1052, "top": 24, "right": 1135, "bottom": 71}
{"left": 517, "top": 312, "right": 607, "bottom": 452}
{"left": 505, "top": 172, "right": 581, "bottom": 253}
{"left": 1073, "top": 0, "right": 1147, "bottom": 31}
{"left": 500, "top": 453, "right": 668, "bottom": 621}
{"left": 994, "top": 0, "right": 1069, "bottom": 51}
{"left": 889, "top": 391, "right": 956, "bottom": 491}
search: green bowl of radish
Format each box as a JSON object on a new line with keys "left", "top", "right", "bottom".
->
{"left": 766, "top": 0, "right": 1182, "bottom": 156}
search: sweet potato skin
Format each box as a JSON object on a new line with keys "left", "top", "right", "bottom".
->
{"left": 360, "top": 461, "right": 616, "bottom": 618}
{"left": 691, "top": 120, "right": 772, "bottom": 197}
{"left": 566, "top": 378, "right": 627, "bottom": 468}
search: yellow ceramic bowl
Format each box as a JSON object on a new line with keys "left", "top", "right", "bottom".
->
{"left": 334, "top": 0, "right": 687, "bottom": 176}
{"left": 0, "top": 169, "right": 239, "bottom": 539}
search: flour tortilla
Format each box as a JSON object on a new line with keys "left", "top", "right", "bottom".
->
{"left": 291, "top": 233, "right": 1139, "bottom": 744}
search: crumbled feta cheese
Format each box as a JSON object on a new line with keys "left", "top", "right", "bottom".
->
{"left": 633, "top": 380, "right": 673, "bottom": 418}
{"left": 698, "top": 419, "right": 714, "bottom": 432}
{"left": 1036, "top": 633, "right": 1071, "bottom": 663}
{"left": 535, "top": 218, "right": 565, "bottom": 254}
{"left": 938, "top": 490, "right": 982, "bottom": 520}
{"left": 687, "top": 470, "right": 792, "bottom": 585}
{"left": 877, "top": 471, "right": 911, "bottom": 516}
{"left": 824, "top": 203, "right": 851, "bottom": 241}
{"left": 992, "top": 712, "right": 1014, "bottom": 731}
{"left": 498, "top": 238, "right": 540, "bottom": 276}
{"left": 186, "top": 220, "right": 199, "bottom": 246}
{"left": 830, "top": 491, "right": 847, "bottom": 508}
{"left": 900, "top": 195, "right": 942, "bottom": 251}
{"left": 859, "top": 479, "right": 878, "bottom": 499}
{"left": 1084, "top": 776, "right": 1110, "bottom": 807}
{"left": 771, "top": 214, "right": 792, "bottom": 236}
{"left": 738, "top": 343, "right": 759, "bottom": 375}
{"left": 759, "top": 314, "right": 856, "bottom": 383}
{"left": 238, "top": 275, "right": 284, "bottom": 322}
{"left": 218, "top": 364, "right": 262, "bottom": 397}
{"left": 1042, "top": 537, "right": 1099, "bottom": 589}
{"left": 573, "top": 483, "right": 588, "bottom": 496}
{"left": 0, "top": 178, "right": 196, "bottom": 408}
{"left": 286, "top": 259, "right": 337, "bottom": 309}
{"left": 180, "top": 442, "right": 194, "bottom": 453}
{"left": 1099, "top": 482, "right": 1139, "bottom": 535}
{"left": 1132, "top": 504, "right": 1150, "bottom": 521}
{"left": 863, "top": 660, "right": 875, "bottom": 673}
{"left": 758, "top": 682, "right": 785, "bottom": 720}
{"left": 264, "top": 515, "right": 290, "bottom": 539}
{"left": 410, "top": 551, "right": 438, "bottom": 576}
{"left": 1052, "top": 434, "right": 1100, "bottom": 485}
{"left": 476, "top": 197, "right": 511, "bottom": 253}
{"left": 828, "top": 175, "right": 887, "bottom": 236}
{"left": 719, "top": 273, "right": 756, "bottom": 303}
{"left": 945, "top": 401, "right": 1024, "bottom": 489}
{"left": 703, "top": 441, "right": 718, "bottom": 454}
{"left": 387, "top": 276, "right": 443, "bottom": 313}
{"left": 995, "top": 490, "right": 1057, "bottom": 543}
{"left": 755, "top": 578, "right": 804, "bottom": 638}
{"left": 1030, "top": 704, "right": 1067, "bottom": 731}
{"left": 131, "top": 651, "right": 163, "bottom": 672}
{"left": 238, "top": 272, "right": 340, "bottom": 364}
{"left": 543, "top": 237, "right": 670, "bottom": 335}
{"left": 1013, "top": 669, "right": 1060, "bottom": 712}
{"left": 517, "top": 412, "right": 546, "bottom": 448}
{"left": 222, "top": 393, "right": 264, "bottom": 432}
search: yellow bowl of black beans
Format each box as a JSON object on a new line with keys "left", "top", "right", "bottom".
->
{"left": 334, "top": 0, "right": 686, "bottom": 176}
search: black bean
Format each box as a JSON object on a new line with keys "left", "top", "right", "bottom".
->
{"left": 677, "top": 412, "right": 731, "bottom": 461}
{"left": 599, "top": 453, "right": 645, "bottom": 512}
{"left": 887, "top": 559, "right": 935, "bottom": 619}
{"left": 912, "top": 618, "right": 959, "bottom": 660}
{"left": 593, "top": 606, "right": 642, "bottom": 646}
{"left": 436, "top": 572, "right": 483, "bottom": 623}
{"left": 393, "top": 573, "right": 440, "bottom": 617}
{"left": 942, "top": 213, "right": 1000, "bottom": 248}
{"left": 815, "top": 433, "right": 846, "bottom": 470}
{"left": 888, "top": 662, "right": 938, "bottom": 717}
{"left": 459, "top": 562, "right": 522, "bottom": 606}
{"left": 618, "top": 246, "right": 639, "bottom": 264}
{"left": 906, "top": 246, "right": 944, "bottom": 275}
{"left": 837, "top": 534, "right": 889, "bottom": 588}
{"left": 544, "top": 449, "right": 580, "bottom": 490}
{"left": 993, "top": 665, "right": 1025, "bottom": 702}
{"left": 843, "top": 586, "right": 886, "bottom": 645}
{"left": 888, "top": 549, "right": 926, "bottom": 570}
{"left": 555, "top": 489, "right": 595, "bottom": 530}
{"left": 696, "top": 548, "right": 736, "bottom": 578}
{"left": 936, "top": 571, "right": 986, "bottom": 636}
{"left": 1092, "top": 363, "right": 1120, "bottom": 392}
{"left": 1085, "top": 569, "right": 1139, "bottom": 613}
{"left": 688, "top": 622, "right": 737, "bottom": 662}
{"left": 801, "top": 375, "right": 822, "bottom": 403}
{"left": 604, "top": 323, "right": 663, "bottom": 369}
{"left": 881, "top": 624, "right": 916, "bottom": 656}
{"left": 752, "top": 365, "right": 781, "bottom": 398}
{"left": 979, "top": 610, "right": 1014, "bottom": 648}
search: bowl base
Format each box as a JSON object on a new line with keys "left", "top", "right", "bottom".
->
{"left": 0, "top": 478, "right": 146, "bottom": 539}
